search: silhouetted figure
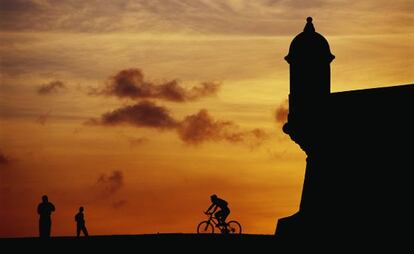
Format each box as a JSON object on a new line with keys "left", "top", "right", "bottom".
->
{"left": 75, "top": 206, "right": 89, "bottom": 237}
{"left": 205, "top": 194, "right": 230, "bottom": 227}
{"left": 37, "top": 195, "right": 55, "bottom": 238}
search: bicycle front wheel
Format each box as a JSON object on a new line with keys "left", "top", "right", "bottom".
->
{"left": 197, "top": 221, "right": 214, "bottom": 234}
{"left": 227, "top": 221, "right": 242, "bottom": 234}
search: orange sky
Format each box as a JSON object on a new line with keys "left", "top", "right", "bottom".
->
{"left": 0, "top": 0, "right": 413, "bottom": 237}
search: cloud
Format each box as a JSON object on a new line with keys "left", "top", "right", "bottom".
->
{"left": 37, "top": 80, "right": 66, "bottom": 95}
{"left": 36, "top": 111, "right": 51, "bottom": 125}
{"left": 96, "top": 68, "right": 220, "bottom": 102}
{"left": 275, "top": 100, "right": 288, "bottom": 124}
{"left": 178, "top": 109, "right": 268, "bottom": 145}
{"left": 86, "top": 100, "right": 178, "bottom": 129}
{"left": 96, "top": 170, "right": 123, "bottom": 196}
{"left": 177, "top": 109, "right": 233, "bottom": 144}
{"left": 1, "top": 0, "right": 412, "bottom": 35}
{"left": 0, "top": 152, "right": 11, "bottom": 166}
{"left": 0, "top": 0, "right": 41, "bottom": 12}
{"left": 88, "top": 103, "right": 268, "bottom": 146}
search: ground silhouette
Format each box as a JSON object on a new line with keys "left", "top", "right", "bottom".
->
{"left": 0, "top": 234, "right": 279, "bottom": 252}
{"left": 276, "top": 17, "right": 413, "bottom": 246}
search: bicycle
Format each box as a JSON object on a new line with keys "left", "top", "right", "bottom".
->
{"left": 197, "top": 212, "right": 242, "bottom": 234}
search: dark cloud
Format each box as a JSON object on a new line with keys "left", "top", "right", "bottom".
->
{"left": 178, "top": 109, "right": 268, "bottom": 145}
{"left": 36, "top": 111, "right": 51, "bottom": 125}
{"left": 37, "top": 80, "right": 66, "bottom": 95}
{"left": 97, "top": 68, "right": 220, "bottom": 102}
{"left": 97, "top": 170, "right": 123, "bottom": 196}
{"left": 177, "top": 109, "right": 232, "bottom": 144}
{"left": 86, "top": 100, "right": 178, "bottom": 129}
{"left": 275, "top": 100, "right": 288, "bottom": 124}
{"left": 0, "top": 0, "right": 41, "bottom": 12}
{"left": 0, "top": 152, "right": 11, "bottom": 166}
{"left": 88, "top": 102, "right": 268, "bottom": 146}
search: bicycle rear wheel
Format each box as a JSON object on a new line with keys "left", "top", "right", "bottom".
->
{"left": 197, "top": 221, "right": 214, "bottom": 234}
{"left": 227, "top": 221, "right": 242, "bottom": 234}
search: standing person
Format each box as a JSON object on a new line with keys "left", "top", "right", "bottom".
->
{"left": 75, "top": 206, "right": 89, "bottom": 237}
{"left": 37, "top": 195, "right": 56, "bottom": 238}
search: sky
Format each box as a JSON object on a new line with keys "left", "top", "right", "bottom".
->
{"left": 0, "top": 0, "right": 413, "bottom": 237}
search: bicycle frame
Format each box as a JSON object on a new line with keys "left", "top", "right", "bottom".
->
{"left": 206, "top": 213, "right": 218, "bottom": 225}
{"left": 204, "top": 213, "right": 227, "bottom": 231}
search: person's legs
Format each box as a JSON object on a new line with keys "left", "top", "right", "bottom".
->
{"left": 39, "top": 220, "right": 43, "bottom": 238}
{"left": 40, "top": 218, "right": 49, "bottom": 238}
{"left": 44, "top": 218, "right": 51, "bottom": 238}
{"left": 222, "top": 208, "right": 230, "bottom": 223}
{"left": 215, "top": 210, "right": 224, "bottom": 225}
{"left": 77, "top": 224, "right": 81, "bottom": 237}
{"left": 82, "top": 225, "right": 89, "bottom": 237}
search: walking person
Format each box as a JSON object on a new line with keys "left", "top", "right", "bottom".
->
{"left": 75, "top": 206, "right": 89, "bottom": 237}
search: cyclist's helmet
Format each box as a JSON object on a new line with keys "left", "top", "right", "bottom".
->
{"left": 210, "top": 194, "right": 218, "bottom": 200}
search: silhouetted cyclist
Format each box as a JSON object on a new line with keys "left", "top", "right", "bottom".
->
{"left": 37, "top": 195, "right": 55, "bottom": 238}
{"left": 75, "top": 206, "right": 89, "bottom": 237}
{"left": 205, "top": 194, "right": 230, "bottom": 227}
